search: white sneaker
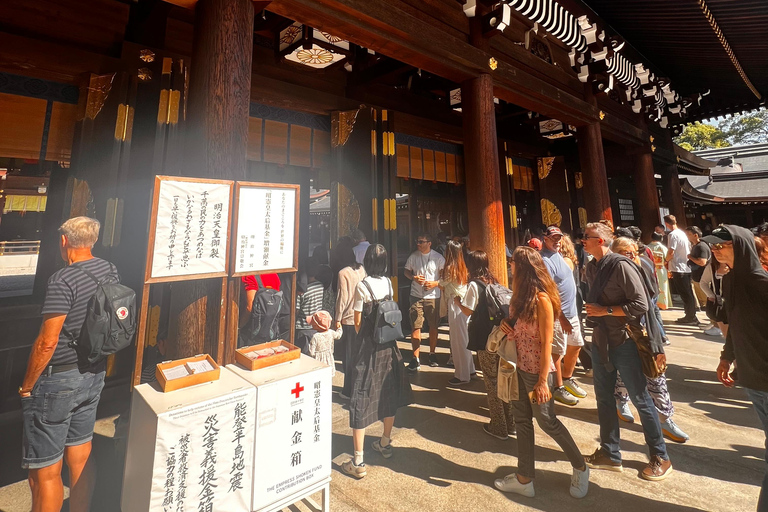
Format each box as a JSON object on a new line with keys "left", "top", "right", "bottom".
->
{"left": 616, "top": 399, "right": 635, "bottom": 423}
{"left": 570, "top": 466, "right": 590, "bottom": 498}
{"left": 704, "top": 326, "right": 723, "bottom": 337}
{"left": 494, "top": 473, "right": 535, "bottom": 497}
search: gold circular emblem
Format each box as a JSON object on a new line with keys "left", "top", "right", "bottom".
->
{"left": 296, "top": 48, "right": 335, "bottom": 65}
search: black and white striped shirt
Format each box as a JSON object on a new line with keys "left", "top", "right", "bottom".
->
{"left": 41, "top": 257, "right": 119, "bottom": 365}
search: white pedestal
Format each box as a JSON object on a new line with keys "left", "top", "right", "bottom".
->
{"left": 121, "top": 369, "right": 257, "bottom": 512}
{"left": 227, "top": 355, "right": 332, "bottom": 512}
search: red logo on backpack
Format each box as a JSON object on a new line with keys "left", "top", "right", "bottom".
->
{"left": 116, "top": 307, "right": 129, "bottom": 320}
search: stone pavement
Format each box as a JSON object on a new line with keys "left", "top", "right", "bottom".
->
{"left": 0, "top": 307, "right": 763, "bottom": 511}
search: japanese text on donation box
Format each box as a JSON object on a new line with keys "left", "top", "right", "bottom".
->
{"left": 151, "top": 180, "right": 230, "bottom": 279}
{"left": 151, "top": 390, "right": 256, "bottom": 512}
{"left": 236, "top": 187, "right": 296, "bottom": 273}
{"left": 252, "top": 367, "right": 332, "bottom": 510}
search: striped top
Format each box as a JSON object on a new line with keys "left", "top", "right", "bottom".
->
{"left": 41, "top": 257, "right": 119, "bottom": 365}
{"left": 295, "top": 281, "right": 325, "bottom": 330}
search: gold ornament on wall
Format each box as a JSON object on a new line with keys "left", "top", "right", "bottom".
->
{"left": 541, "top": 198, "right": 562, "bottom": 227}
{"left": 575, "top": 172, "right": 583, "bottom": 189}
{"left": 578, "top": 207, "right": 588, "bottom": 229}
{"left": 489, "top": 57, "right": 498, "bottom": 70}
{"left": 331, "top": 106, "right": 363, "bottom": 147}
{"left": 537, "top": 157, "right": 555, "bottom": 179}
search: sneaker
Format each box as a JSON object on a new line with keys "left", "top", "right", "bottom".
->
{"left": 372, "top": 440, "right": 393, "bottom": 458}
{"left": 585, "top": 448, "right": 623, "bottom": 472}
{"left": 341, "top": 460, "right": 367, "bottom": 479}
{"left": 447, "top": 377, "right": 469, "bottom": 387}
{"left": 641, "top": 455, "right": 673, "bottom": 481}
{"left": 704, "top": 326, "right": 723, "bottom": 337}
{"left": 661, "top": 418, "right": 690, "bottom": 443}
{"left": 429, "top": 353, "right": 439, "bottom": 367}
{"left": 483, "top": 423, "right": 508, "bottom": 440}
{"left": 675, "top": 317, "right": 700, "bottom": 325}
{"left": 563, "top": 377, "right": 587, "bottom": 398}
{"left": 662, "top": 337, "right": 671, "bottom": 345}
{"left": 446, "top": 356, "right": 455, "bottom": 368}
{"left": 553, "top": 386, "right": 579, "bottom": 406}
{"left": 406, "top": 358, "right": 421, "bottom": 372}
{"left": 616, "top": 400, "right": 635, "bottom": 423}
{"left": 570, "top": 466, "right": 590, "bottom": 499}
{"left": 494, "top": 473, "right": 535, "bottom": 497}
{"left": 470, "top": 372, "right": 480, "bottom": 380}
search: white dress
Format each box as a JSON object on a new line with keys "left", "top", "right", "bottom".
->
{"left": 308, "top": 327, "right": 343, "bottom": 376}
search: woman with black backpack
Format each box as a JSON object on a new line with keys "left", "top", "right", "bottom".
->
{"left": 457, "top": 250, "right": 515, "bottom": 440}
{"left": 341, "top": 244, "right": 413, "bottom": 479}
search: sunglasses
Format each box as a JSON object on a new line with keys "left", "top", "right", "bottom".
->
{"left": 620, "top": 251, "right": 637, "bottom": 258}
{"left": 416, "top": 240, "right": 429, "bottom": 244}
{"left": 581, "top": 236, "right": 601, "bottom": 241}
{"left": 711, "top": 242, "right": 732, "bottom": 250}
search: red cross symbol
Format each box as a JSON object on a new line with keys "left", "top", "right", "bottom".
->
{"left": 291, "top": 382, "right": 304, "bottom": 399}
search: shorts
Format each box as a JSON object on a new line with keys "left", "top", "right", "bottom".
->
{"left": 21, "top": 367, "right": 106, "bottom": 469}
{"left": 409, "top": 296, "right": 439, "bottom": 331}
{"left": 552, "top": 315, "right": 585, "bottom": 356}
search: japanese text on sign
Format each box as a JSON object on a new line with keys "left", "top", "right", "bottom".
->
{"left": 234, "top": 186, "right": 296, "bottom": 273}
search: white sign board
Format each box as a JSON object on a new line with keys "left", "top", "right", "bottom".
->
{"left": 234, "top": 185, "right": 297, "bottom": 274}
{"left": 150, "top": 178, "right": 231, "bottom": 280}
{"left": 227, "top": 356, "right": 332, "bottom": 511}
{"left": 122, "top": 370, "right": 256, "bottom": 512}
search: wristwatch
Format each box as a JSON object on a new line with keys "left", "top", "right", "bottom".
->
{"left": 606, "top": 307, "right": 614, "bottom": 314}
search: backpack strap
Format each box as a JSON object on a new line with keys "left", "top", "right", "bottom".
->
{"left": 70, "top": 262, "right": 101, "bottom": 286}
{"left": 361, "top": 279, "right": 378, "bottom": 303}
{"left": 255, "top": 274, "right": 265, "bottom": 289}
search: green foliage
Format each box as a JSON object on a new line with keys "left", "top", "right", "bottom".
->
{"left": 674, "top": 109, "right": 768, "bottom": 150}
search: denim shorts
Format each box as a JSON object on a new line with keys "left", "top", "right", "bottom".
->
{"left": 21, "top": 367, "right": 106, "bottom": 469}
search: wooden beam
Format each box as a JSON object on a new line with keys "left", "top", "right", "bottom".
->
{"left": 267, "top": 0, "right": 600, "bottom": 126}
{"left": 635, "top": 151, "right": 661, "bottom": 242}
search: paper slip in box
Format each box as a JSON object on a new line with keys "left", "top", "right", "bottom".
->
{"left": 235, "top": 340, "right": 300, "bottom": 371}
{"left": 227, "top": 355, "right": 332, "bottom": 511}
{"left": 122, "top": 369, "right": 256, "bottom": 512}
{"left": 156, "top": 354, "right": 220, "bottom": 392}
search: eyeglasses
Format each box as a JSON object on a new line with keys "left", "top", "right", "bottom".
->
{"left": 581, "top": 236, "right": 601, "bottom": 241}
{"left": 620, "top": 251, "right": 637, "bottom": 258}
{"left": 416, "top": 240, "right": 429, "bottom": 245}
{"left": 711, "top": 242, "right": 732, "bottom": 250}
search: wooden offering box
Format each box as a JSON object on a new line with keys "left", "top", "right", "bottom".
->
{"left": 155, "top": 354, "right": 221, "bottom": 392}
{"left": 235, "top": 340, "right": 300, "bottom": 371}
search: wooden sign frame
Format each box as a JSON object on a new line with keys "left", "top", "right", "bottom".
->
{"left": 230, "top": 181, "right": 300, "bottom": 277}
{"left": 144, "top": 175, "right": 234, "bottom": 284}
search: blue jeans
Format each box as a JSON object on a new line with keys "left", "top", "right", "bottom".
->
{"left": 651, "top": 300, "right": 668, "bottom": 340}
{"left": 747, "top": 388, "right": 768, "bottom": 512}
{"left": 592, "top": 340, "right": 668, "bottom": 463}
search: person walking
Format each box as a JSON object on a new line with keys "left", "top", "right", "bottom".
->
{"left": 708, "top": 226, "right": 768, "bottom": 512}
{"left": 342, "top": 244, "right": 413, "bottom": 478}
{"left": 458, "top": 250, "right": 516, "bottom": 439}
{"left": 439, "top": 240, "right": 475, "bottom": 386}
{"left": 685, "top": 226, "right": 711, "bottom": 314}
{"left": 332, "top": 236, "right": 367, "bottom": 399}
{"left": 648, "top": 232, "right": 672, "bottom": 310}
{"left": 581, "top": 222, "right": 673, "bottom": 481}
{"left": 664, "top": 215, "right": 698, "bottom": 325}
{"left": 540, "top": 226, "right": 586, "bottom": 406}
{"left": 404, "top": 233, "right": 445, "bottom": 370}
{"left": 18, "top": 217, "right": 120, "bottom": 512}
{"left": 494, "top": 246, "right": 590, "bottom": 499}
{"left": 699, "top": 249, "right": 729, "bottom": 338}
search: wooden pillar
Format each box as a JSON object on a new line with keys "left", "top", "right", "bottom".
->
{"left": 170, "top": 0, "right": 256, "bottom": 359}
{"left": 635, "top": 152, "right": 660, "bottom": 243}
{"left": 461, "top": 74, "right": 506, "bottom": 286}
{"left": 661, "top": 164, "right": 687, "bottom": 229}
{"left": 576, "top": 89, "right": 612, "bottom": 223}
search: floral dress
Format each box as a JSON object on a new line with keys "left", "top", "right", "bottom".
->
{"left": 649, "top": 241, "right": 672, "bottom": 310}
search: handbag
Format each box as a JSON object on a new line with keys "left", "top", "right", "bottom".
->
{"left": 497, "top": 359, "right": 519, "bottom": 403}
{"left": 705, "top": 297, "right": 727, "bottom": 324}
{"left": 485, "top": 325, "right": 506, "bottom": 353}
{"left": 625, "top": 323, "right": 662, "bottom": 379}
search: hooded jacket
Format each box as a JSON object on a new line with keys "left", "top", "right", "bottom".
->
{"left": 721, "top": 225, "right": 768, "bottom": 392}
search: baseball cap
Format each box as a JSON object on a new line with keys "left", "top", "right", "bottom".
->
{"left": 701, "top": 226, "right": 732, "bottom": 245}
{"left": 545, "top": 226, "right": 563, "bottom": 237}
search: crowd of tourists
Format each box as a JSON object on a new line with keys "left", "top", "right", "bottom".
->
{"left": 15, "top": 215, "right": 768, "bottom": 510}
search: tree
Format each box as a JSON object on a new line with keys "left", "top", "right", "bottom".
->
{"left": 674, "top": 123, "right": 730, "bottom": 151}
{"left": 716, "top": 110, "right": 768, "bottom": 146}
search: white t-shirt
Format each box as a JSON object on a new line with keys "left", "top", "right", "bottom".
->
{"left": 667, "top": 228, "right": 691, "bottom": 273}
{"left": 462, "top": 281, "right": 480, "bottom": 312}
{"left": 404, "top": 249, "right": 445, "bottom": 299}
{"left": 353, "top": 276, "right": 394, "bottom": 312}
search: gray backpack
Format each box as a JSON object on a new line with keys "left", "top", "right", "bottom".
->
{"left": 361, "top": 279, "right": 403, "bottom": 344}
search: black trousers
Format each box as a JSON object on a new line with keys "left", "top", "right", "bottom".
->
{"left": 672, "top": 272, "right": 697, "bottom": 319}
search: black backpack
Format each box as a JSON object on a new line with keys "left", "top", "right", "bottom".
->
{"left": 467, "top": 281, "right": 512, "bottom": 352}
{"left": 239, "top": 275, "right": 287, "bottom": 347}
{"left": 71, "top": 263, "right": 137, "bottom": 366}
{"left": 361, "top": 279, "right": 403, "bottom": 345}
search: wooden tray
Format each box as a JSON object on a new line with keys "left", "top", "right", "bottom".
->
{"left": 155, "top": 354, "right": 221, "bottom": 392}
{"left": 235, "top": 340, "right": 300, "bottom": 371}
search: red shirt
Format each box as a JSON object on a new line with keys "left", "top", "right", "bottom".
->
{"left": 242, "top": 274, "right": 281, "bottom": 291}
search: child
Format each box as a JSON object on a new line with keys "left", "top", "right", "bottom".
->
{"left": 307, "top": 310, "right": 342, "bottom": 375}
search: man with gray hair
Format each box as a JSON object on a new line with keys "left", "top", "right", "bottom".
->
{"left": 18, "top": 216, "right": 119, "bottom": 511}
{"left": 351, "top": 229, "right": 370, "bottom": 265}
{"left": 581, "top": 221, "right": 672, "bottom": 481}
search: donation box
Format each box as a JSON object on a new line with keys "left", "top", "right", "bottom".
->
{"left": 121, "top": 369, "right": 257, "bottom": 512}
{"left": 227, "top": 354, "right": 332, "bottom": 511}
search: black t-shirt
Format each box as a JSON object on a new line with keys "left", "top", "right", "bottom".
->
{"left": 689, "top": 241, "right": 711, "bottom": 281}
{"left": 41, "top": 257, "right": 119, "bottom": 365}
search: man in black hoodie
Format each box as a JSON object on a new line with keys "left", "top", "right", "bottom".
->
{"left": 706, "top": 225, "right": 768, "bottom": 511}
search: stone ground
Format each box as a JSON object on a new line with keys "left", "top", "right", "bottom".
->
{"left": 0, "top": 306, "right": 764, "bottom": 511}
